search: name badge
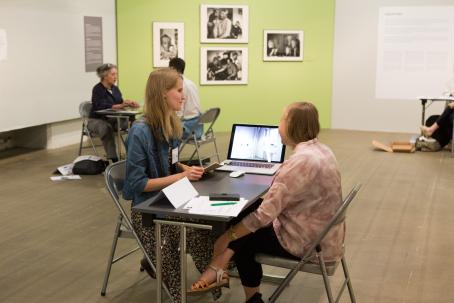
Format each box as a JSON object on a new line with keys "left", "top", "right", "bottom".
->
{"left": 172, "top": 147, "right": 178, "bottom": 164}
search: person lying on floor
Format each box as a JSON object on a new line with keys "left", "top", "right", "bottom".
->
{"left": 419, "top": 102, "right": 454, "bottom": 151}
{"left": 189, "top": 102, "right": 345, "bottom": 303}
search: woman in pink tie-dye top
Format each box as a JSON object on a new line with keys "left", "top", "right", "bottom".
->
{"left": 189, "top": 102, "right": 344, "bottom": 303}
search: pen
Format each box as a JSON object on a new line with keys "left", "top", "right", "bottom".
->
{"left": 210, "top": 202, "right": 238, "bottom": 206}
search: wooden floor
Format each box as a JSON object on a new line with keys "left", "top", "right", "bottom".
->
{"left": 1, "top": 129, "right": 453, "bottom": 303}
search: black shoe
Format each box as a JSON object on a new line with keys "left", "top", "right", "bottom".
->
{"left": 246, "top": 292, "right": 264, "bottom": 303}
{"left": 140, "top": 257, "right": 156, "bottom": 279}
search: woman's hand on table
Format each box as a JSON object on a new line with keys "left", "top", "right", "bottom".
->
{"left": 124, "top": 99, "right": 140, "bottom": 108}
{"left": 181, "top": 165, "right": 204, "bottom": 181}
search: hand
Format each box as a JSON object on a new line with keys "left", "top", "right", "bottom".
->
{"left": 182, "top": 166, "right": 204, "bottom": 181}
{"left": 449, "top": 102, "right": 454, "bottom": 109}
{"left": 111, "top": 103, "right": 125, "bottom": 110}
{"left": 125, "top": 99, "right": 140, "bottom": 108}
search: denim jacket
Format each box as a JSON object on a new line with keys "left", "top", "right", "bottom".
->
{"left": 123, "top": 120, "right": 180, "bottom": 205}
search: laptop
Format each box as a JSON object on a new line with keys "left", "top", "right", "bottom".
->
{"left": 216, "top": 124, "right": 286, "bottom": 175}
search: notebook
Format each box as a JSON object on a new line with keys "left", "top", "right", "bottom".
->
{"left": 216, "top": 124, "right": 286, "bottom": 175}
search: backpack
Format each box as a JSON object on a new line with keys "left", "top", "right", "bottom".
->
{"left": 72, "top": 155, "right": 109, "bottom": 175}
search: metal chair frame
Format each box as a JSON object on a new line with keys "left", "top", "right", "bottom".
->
{"left": 78, "top": 101, "right": 98, "bottom": 156}
{"left": 100, "top": 160, "right": 171, "bottom": 300}
{"left": 179, "top": 108, "right": 221, "bottom": 166}
{"left": 256, "top": 184, "right": 362, "bottom": 303}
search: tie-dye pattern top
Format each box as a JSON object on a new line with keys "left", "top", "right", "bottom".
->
{"left": 242, "top": 139, "right": 344, "bottom": 261}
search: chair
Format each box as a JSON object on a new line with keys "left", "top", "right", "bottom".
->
{"left": 100, "top": 160, "right": 171, "bottom": 299}
{"left": 179, "top": 108, "right": 221, "bottom": 166}
{"left": 78, "top": 101, "right": 98, "bottom": 156}
{"left": 255, "top": 184, "right": 362, "bottom": 303}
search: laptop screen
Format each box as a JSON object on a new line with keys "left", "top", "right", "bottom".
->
{"left": 227, "top": 124, "right": 286, "bottom": 163}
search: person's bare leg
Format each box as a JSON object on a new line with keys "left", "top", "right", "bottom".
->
{"left": 213, "top": 239, "right": 224, "bottom": 258}
{"left": 244, "top": 286, "right": 261, "bottom": 301}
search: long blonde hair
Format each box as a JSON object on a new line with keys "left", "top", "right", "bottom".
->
{"left": 143, "top": 68, "right": 182, "bottom": 142}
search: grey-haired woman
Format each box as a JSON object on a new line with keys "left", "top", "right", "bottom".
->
{"left": 87, "top": 63, "right": 139, "bottom": 162}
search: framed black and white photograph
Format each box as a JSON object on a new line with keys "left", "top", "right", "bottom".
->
{"left": 153, "top": 22, "right": 184, "bottom": 67}
{"left": 263, "top": 30, "right": 304, "bottom": 61}
{"left": 200, "top": 4, "right": 248, "bottom": 43}
{"left": 201, "top": 47, "right": 248, "bottom": 85}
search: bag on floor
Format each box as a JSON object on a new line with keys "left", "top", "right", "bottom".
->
{"left": 72, "top": 155, "right": 109, "bottom": 175}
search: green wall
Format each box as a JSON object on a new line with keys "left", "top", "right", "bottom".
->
{"left": 116, "top": 0, "right": 335, "bottom": 131}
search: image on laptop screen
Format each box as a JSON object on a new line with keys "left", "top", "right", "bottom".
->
{"left": 229, "top": 124, "right": 285, "bottom": 163}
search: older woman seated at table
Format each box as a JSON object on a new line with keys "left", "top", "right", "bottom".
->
{"left": 88, "top": 63, "right": 140, "bottom": 162}
{"left": 189, "top": 102, "right": 345, "bottom": 303}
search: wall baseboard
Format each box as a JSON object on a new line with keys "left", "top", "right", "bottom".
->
{"left": 46, "top": 119, "right": 82, "bottom": 149}
{"left": 0, "top": 119, "right": 83, "bottom": 151}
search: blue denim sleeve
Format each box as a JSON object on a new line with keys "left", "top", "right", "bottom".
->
{"left": 124, "top": 125, "right": 154, "bottom": 200}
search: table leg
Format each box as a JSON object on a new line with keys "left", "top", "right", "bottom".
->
{"left": 421, "top": 99, "right": 427, "bottom": 126}
{"left": 153, "top": 219, "right": 213, "bottom": 303}
{"left": 156, "top": 223, "right": 162, "bottom": 303}
{"left": 180, "top": 226, "right": 187, "bottom": 303}
{"left": 116, "top": 116, "right": 122, "bottom": 160}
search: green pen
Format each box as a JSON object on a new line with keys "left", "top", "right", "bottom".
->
{"left": 210, "top": 202, "right": 238, "bottom": 206}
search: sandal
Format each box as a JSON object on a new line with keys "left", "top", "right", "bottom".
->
{"left": 188, "top": 265, "right": 229, "bottom": 294}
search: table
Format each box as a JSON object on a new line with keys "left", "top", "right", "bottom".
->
{"left": 133, "top": 171, "right": 274, "bottom": 303}
{"left": 95, "top": 109, "right": 140, "bottom": 159}
{"left": 418, "top": 96, "right": 454, "bottom": 126}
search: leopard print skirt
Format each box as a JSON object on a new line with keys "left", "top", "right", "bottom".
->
{"left": 131, "top": 209, "right": 222, "bottom": 302}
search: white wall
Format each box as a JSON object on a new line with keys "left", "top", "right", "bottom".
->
{"left": 0, "top": 0, "right": 116, "bottom": 133}
{"left": 332, "top": 0, "right": 454, "bottom": 133}
{"left": 46, "top": 119, "right": 82, "bottom": 149}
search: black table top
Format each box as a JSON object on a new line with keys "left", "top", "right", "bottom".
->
{"left": 133, "top": 171, "right": 274, "bottom": 222}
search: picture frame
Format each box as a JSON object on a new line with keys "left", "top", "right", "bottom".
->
{"left": 153, "top": 22, "right": 184, "bottom": 67}
{"left": 263, "top": 30, "right": 304, "bottom": 61}
{"left": 201, "top": 47, "right": 248, "bottom": 85}
{"left": 200, "top": 4, "right": 248, "bottom": 43}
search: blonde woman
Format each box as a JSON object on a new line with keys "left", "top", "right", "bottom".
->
{"left": 123, "top": 68, "right": 220, "bottom": 302}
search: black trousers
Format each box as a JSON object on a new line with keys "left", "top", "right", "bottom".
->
{"left": 432, "top": 107, "right": 454, "bottom": 147}
{"left": 227, "top": 199, "right": 299, "bottom": 288}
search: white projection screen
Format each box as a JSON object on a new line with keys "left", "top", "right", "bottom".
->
{"left": 0, "top": 0, "right": 116, "bottom": 132}
{"left": 376, "top": 6, "right": 454, "bottom": 100}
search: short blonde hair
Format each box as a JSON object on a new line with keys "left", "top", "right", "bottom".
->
{"left": 286, "top": 102, "right": 320, "bottom": 144}
{"left": 143, "top": 68, "right": 182, "bottom": 142}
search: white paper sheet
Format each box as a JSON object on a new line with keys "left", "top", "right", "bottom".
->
{"left": 0, "top": 29, "right": 7, "bottom": 61}
{"left": 57, "top": 163, "right": 74, "bottom": 176}
{"left": 162, "top": 177, "right": 199, "bottom": 208}
{"left": 50, "top": 175, "right": 81, "bottom": 181}
{"left": 184, "top": 196, "right": 248, "bottom": 217}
